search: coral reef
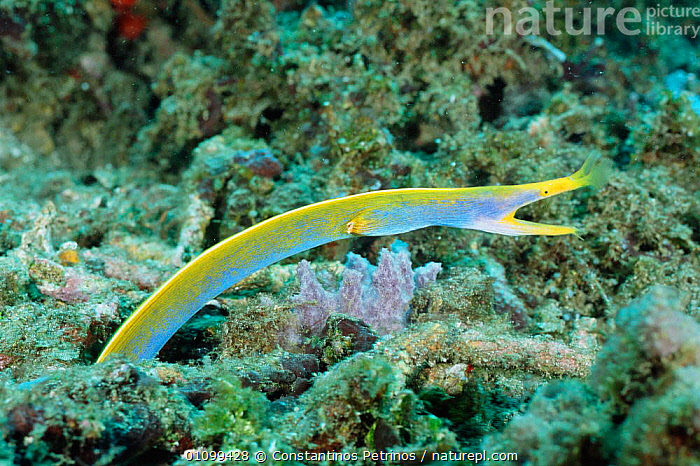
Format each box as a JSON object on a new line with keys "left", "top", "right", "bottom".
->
{"left": 192, "top": 376, "right": 282, "bottom": 456}
{"left": 483, "top": 380, "right": 609, "bottom": 465}
{"left": 0, "top": 0, "right": 697, "bottom": 463}
{"left": 633, "top": 94, "right": 700, "bottom": 191}
{"left": 134, "top": 52, "right": 227, "bottom": 170}
{"left": 482, "top": 287, "right": 700, "bottom": 466}
{"left": 1, "top": 360, "right": 196, "bottom": 465}
{"left": 277, "top": 353, "right": 456, "bottom": 454}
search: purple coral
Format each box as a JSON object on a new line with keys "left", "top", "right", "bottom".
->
{"left": 292, "top": 241, "right": 441, "bottom": 335}
{"left": 295, "top": 259, "right": 337, "bottom": 331}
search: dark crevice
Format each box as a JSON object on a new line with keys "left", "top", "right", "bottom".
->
{"left": 160, "top": 304, "right": 227, "bottom": 363}
{"left": 104, "top": 20, "right": 155, "bottom": 89}
{"left": 567, "top": 132, "right": 584, "bottom": 144}
{"left": 76, "top": 229, "right": 104, "bottom": 249}
{"left": 254, "top": 106, "right": 284, "bottom": 141}
{"left": 478, "top": 77, "right": 506, "bottom": 123}
{"left": 681, "top": 212, "right": 700, "bottom": 244}
{"left": 164, "top": 140, "right": 198, "bottom": 175}
{"left": 468, "top": 168, "right": 491, "bottom": 187}
{"left": 202, "top": 182, "right": 231, "bottom": 249}
{"left": 316, "top": 0, "right": 350, "bottom": 10}
{"left": 144, "top": 93, "right": 161, "bottom": 121}
{"left": 430, "top": 27, "right": 452, "bottom": 61}
{"left": 614, "top": 143, "right": 633, "bottom": 167}
{"left": 393, "top": 120, "right": 420, "bottom": 151}
{"left": 202, "top": 208, "right": 224, "bottom": 251}
{"left": 81, "top": 174, "right": 98, "bottom": 186}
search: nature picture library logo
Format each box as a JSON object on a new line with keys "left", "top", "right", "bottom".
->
{"left": 486, "top": 1, "right": 700, "bottom": 38}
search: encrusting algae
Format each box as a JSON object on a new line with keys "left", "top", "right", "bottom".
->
{"left": 0, "top": 0, "right": 697, "bottom": 464}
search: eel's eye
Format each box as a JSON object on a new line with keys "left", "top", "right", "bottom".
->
{"left": 541, "top": 189, "right": 550, "bottom": 196}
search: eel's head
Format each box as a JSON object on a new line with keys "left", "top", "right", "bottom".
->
{"left": 487, "top": 155, "right": 612, "bottom": 236}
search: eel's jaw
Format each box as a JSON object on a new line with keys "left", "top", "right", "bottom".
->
{"left": 473, "top": 210, "right": 576, "bottom": 236}
{"left": 497, "top": 213, "right": 578, "bottom": 236}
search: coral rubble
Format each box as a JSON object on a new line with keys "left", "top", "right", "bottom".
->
{"left": 0, "top": 0, "right": 697, "bottom": 463}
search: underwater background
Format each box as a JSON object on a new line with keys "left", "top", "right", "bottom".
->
{"left": 0, "top": 0, "right": 698, "bottom": 464}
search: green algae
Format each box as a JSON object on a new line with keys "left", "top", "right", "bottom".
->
{"left": 191, "top": 377, "right": 281, "bottom": 456}
{"left": 419, "top": 383, "right": 520, "bottom": 448}
{"left": 135, "top": 52, "right": 227, "bottom": 171}
{"left": 633, "top": 93, "right": 700, "bottom": 191}
{"left": 0, "top": 360, "right": 196, "bottom": 465}
{"left": 279, "top": 353, "right": 457, "bottom": 454}
{"left": 0, "top": 0, "right": 698, "bottom": 463}
{"left": 0, "top": 256, "right": 29, "bottom": 308}
{"left": 411, "top": 265, "right": 496, "bottom": 325}
{"left": 318, "top": 313, "right": 378, "bottom": 367}
{"left": 483, "top": 380, "right": 609, "bottom": 466}
{"left": 483, "top": 287, "right": 700, "bottom": 466}
{"left": 219, "top": 294, "right": 297, "bottom": 357}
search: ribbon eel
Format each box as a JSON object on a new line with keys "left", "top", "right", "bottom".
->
{"left": 97, "top": 155, "right": 611, "bottom": 362}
